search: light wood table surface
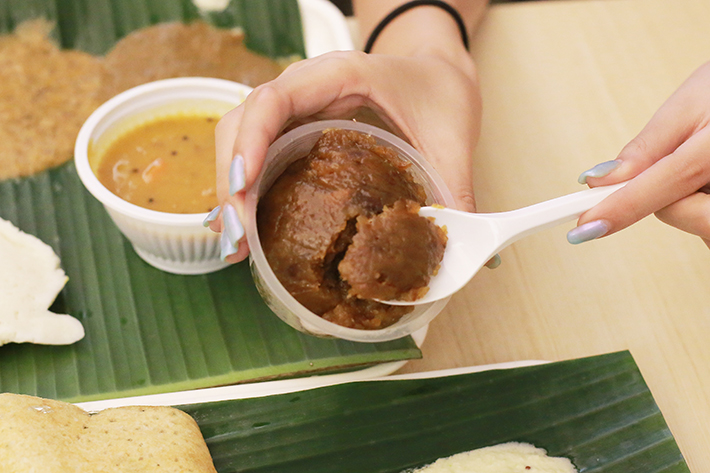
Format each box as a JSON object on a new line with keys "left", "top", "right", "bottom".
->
{"left": 393, "top": 0, "right": 710, "bottom": 471}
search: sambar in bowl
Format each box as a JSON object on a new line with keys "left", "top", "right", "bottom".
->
{"left": 75, "top": 77, "right": 252, "bottom": 275}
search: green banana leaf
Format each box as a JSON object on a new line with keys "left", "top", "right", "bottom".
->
{"left": 0, "top": 0, "right": 420, "bottom": 403}
{"left": 179, "top": 351, "right": 689, "bottom": 473}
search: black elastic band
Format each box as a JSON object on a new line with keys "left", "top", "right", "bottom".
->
{"left": 363, "top": 0, "right": 469, "bottom": 54}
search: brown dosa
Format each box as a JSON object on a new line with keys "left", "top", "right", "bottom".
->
{"left": 0, "top": 393, "right": 217, "bottom": 472}
{"left": 99, "top": 21, "right": 284, "bottom": 101}
{"left": 0, "top": 19, "right": 103, "bottom": 179}
{"left": 0, "top": 20, "right": 286, "bottom": 180}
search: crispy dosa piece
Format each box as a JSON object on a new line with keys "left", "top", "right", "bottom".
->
{"left": 0, "top": 393, "right": 217, "bottom": 473}
{"left": 0, "top": 20, "right": 284, "bottom": 180}
{"left": 0, "top": 19, "right": 103, "bottom": 179}
{"left": 99, "top": 21, "right": 284, "bottom": 101}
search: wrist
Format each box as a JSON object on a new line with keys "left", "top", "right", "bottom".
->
{"left": 365, "top": 6, "right": 476, "bottom": 78}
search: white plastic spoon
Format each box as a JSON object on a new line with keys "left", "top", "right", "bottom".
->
{"left": 379, "top": 182, "right": 627, "bottom": 306}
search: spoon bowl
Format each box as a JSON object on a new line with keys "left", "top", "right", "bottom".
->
{"left": 379, "top": 182, "right": 627, "bottom": 306}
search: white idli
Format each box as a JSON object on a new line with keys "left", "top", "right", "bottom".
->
{"left": 412, "top": 442, "right": 577, "bottom": 473}
{"left": 0, "top": 217, "right": 84, "bottom": 346}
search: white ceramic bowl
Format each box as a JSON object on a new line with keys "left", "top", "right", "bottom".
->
{"left": 245, "top": 120, "right": 456, "bottom": 342}
{"left": 75, "top": 77, "right": 252, "bottom": 275}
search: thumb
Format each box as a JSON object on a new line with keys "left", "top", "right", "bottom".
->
{"left": 413, "top": 131, "right": 478, "bottom": 213}
{"left": 437, "top": 165, "right": 477, "bottom": 212}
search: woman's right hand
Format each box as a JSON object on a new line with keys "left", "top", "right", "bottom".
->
{"left": 208, "top": 48, "right": 482, "bottom": 263}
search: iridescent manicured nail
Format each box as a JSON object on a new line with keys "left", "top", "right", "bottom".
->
{"left": 203, "top": 205, "right": 221, "bottom": 227}
{"left": 229, "top": 154, "right": 246, "bottom": 196}
{"left": 485, "top": 253, "right": 502, "bottom": 269}
{"left": 567, "top": 220, "right": 609, "bottom": 244}
{"left": 577, "top": 160, "right": 621, "bottom": 184}
{"left": 220, "top": 231, "right": 238, "bottom": 261}
{"left": 222, "top": 203, "right": 244, "bottom": 247}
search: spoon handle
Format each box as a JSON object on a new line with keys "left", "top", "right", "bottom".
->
{"left": 492, "top": 182, "right": 627, "bottom": 246}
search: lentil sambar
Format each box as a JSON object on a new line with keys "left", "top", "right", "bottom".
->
{"left": 95, "top": 114, "right": 219, "bottom": 214}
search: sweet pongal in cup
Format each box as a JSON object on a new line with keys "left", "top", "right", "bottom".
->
{"left": 75, "top": 77, "right": 252, "bottom": 274}
{"left": 245, "top": 120, "right": 456, "bottom": 342}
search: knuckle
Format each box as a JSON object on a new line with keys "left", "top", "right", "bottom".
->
{"left": 324, "top": 49, "right": 368, "bottom": 63}
{"left": 281, "top": 59, "right": 303, "bottom": 74}
{"left": 321, "top": 50, "right": 369, "bottom": 77}
{"left": 248, "top": 82, "right": 293, "bottom": 116}
{"left": 618, "top": 136, "right": 649, "bottom": 161}
{"left": 453, "top": 188, "right": 477, "bottom": 212}
{"left": 250, "top": 82, "right": 282, "bottom": 103}
{"left": 677, "top": 153, "right": 710, "bottom": 186}
{"left": 215, "top": 107, "right": 238, "bottom": 134}
{"left": 655, "top": 195, "right": 710, "bottom": 239}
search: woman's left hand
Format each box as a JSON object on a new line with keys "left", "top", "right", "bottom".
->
{"left": 567, "top": 61, "right": 710, "bottom": 246}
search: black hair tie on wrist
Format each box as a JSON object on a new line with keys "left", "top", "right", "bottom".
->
{"left": 363, "top": 0, "right": 469, "bottom": 54}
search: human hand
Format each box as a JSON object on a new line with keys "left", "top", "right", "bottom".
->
{"left": 207, "top": 50, "right": 482, "bottom": 263}
{"left": 567, "top": 61, "right": 710, "bottom": 247}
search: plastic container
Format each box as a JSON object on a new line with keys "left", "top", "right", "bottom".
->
{"left": 245, "top": 120, "right": 456, "bottom": 342}
{"left": 74, "top": 77, "right": 252, "bottom": 275}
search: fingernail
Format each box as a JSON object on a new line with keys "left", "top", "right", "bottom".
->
{"left": 203, "top": 205, "right": 221, "bottom": 227}
{"left": 485, "top": 253, "right": 502, "bottom": 269}
{"left": 220, "top": 231, "right": 238, "bottom": 261}
{"left": 578, "top": 160, "right": 621, "bottom": 184}
{"left": 222, "top": 203, "right": 244, "bottom": 247}
{"left": 229, "top": 154, "right": 246, "bottom": 196}
{"left": 567, "top": 220, "right": 609, "bottom": 244}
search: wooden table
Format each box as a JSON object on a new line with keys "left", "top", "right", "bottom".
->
{"left": 395, "top": 1, "right": 710, "bottom": 471}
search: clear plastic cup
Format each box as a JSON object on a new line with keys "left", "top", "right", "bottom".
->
{"left": 245, "top": 120, "right": 456, "bottom": 342}
{"left": 75, "top": 77, "right": 252, "bottom": 275}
